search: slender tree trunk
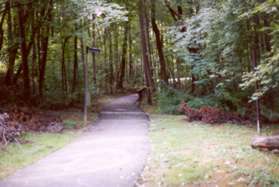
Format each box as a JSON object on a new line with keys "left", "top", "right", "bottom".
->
{"left": 61, "top": 38, "right": 69, "bottom": 93}
{"left": 176, "top": 58, "right": 182, "bottom": 88}
{"left": 128, "top": 24, "right": 133, "bottom": 81}
{"left": 145, "top": 8, "right": 153, "bottom": 81}
{"left": 103, "top": 29, "right": 108, "bottom": 92}
{"left": 17, "top": 2, "right": 30, "bottom": 98}
{"left": 38, "top": 2, "right": 52, "bottom": 97}
{"left": 191, "top": 68, "right": 196, "bottom": 94}
{"left": 72, "top": 36, "right": 78, "bottom": 93}
{"left": 31, "top": 8, "right": 37, "bottom": 95}
{"left": 31, "top": 40, "right": 37, "bottom": 95}
{"left": 251, "top": 16, "right": 261, "bottom": 134}
{"left": 5, "top": 1, "right": 18, "bottom": 85}
{"left": 80, "top": 30, "right": 88, "bottom": 126}
{"left": 114, "top": 25, "right": 119, "bottom": 87}
{"left": 92, "top": 20, "right": 97, "bottom": 89}
{"left": 116, "top": 23, "right": 129, "bottom": 90}
{"left": 0, "top": 2, "right": 8, "bottom": 51}
{"left": 38, "top": 33, "right": 49, "bottom": 97}
{"left": 108, "top": 27, "right": 114, "bottom": 94}
{"left": 139, "top": 0, "right": 154, "bottom": 104}
{"left": 151, "top": 0, "right": 168, "bottom": 84}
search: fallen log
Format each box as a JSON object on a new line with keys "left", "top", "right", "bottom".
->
{"left": 251, "top": 135, "right": 279, "bottom": 151}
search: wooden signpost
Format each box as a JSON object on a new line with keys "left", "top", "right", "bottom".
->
{"left": 83, "top": 46, "right": 101, "bottom": 126}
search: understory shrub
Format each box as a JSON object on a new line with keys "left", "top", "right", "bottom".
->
{"left": 187, "top": 96, "right": 219, "bottom": 109}
{"left": 157, "top": 83, "right": 192, "bottom": 114}
{"left": 180, "top": 102, "right": 244, "bottom": 124}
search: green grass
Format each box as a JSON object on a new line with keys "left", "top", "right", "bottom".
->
{"left": 141, "top": 115, "right": 279, "bottom": 187}
{"left": 0, "top": 131, "right": 80, "bottom": 179}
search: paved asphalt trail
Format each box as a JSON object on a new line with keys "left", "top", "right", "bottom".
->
{"left": 0, "top": 94, "right": 150, "bottom": 187}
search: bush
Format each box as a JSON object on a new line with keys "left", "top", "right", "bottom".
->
{"left": 179, "top": 102, "right": 202, "bottom": 121}
{"left": 180, "top": 102, "right": 244, "bottom": 124}
{"left": 187, "top": 96, "right": 219, "bottom": 109}
{"left": 199, "top": 107, "right": 224, "bottom": 124}
{"left": 157, "top": 84, "right": 191, "bottom": 114}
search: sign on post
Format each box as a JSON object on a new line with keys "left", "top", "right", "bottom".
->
{"left": 87, "top": 47, "right": 101, "bottom": 53}
{"left": 83, "top": 46, "right": 101, "bottom": 126}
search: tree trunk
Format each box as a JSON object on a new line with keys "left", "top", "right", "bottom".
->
{"left": 151, "top": 0, "right": 168, "bottom": 84}
{"left": 31, "top": 40, "right": 37, "bottom": 95}
{"left": 5, "top": 1, "right": 18, "bottom": 85}
{"left": 252, "top": 136, "right": 279, "bottom": 150}
{"left": 38, "top": 33, "right": 50, "bottom": 97}
{"left": 128, "top": 24, "right": 133, "bottom": 82}
{"left": 92, "top": 20, "right": 97, "bottom": 89}
{"left": 108, "top": 28, "right": 114, "bottom": 94}
{"left": 103, "top": 29, "right": 108, "bottom": 92}
{"left": 250, "top": 16, "right": 261, "bottom": 134}
{"left": 191, "top": 70, "right": 196, "bottom": 94}
{"left": 61, "top": 38, "right": 69, "bottom": 93}
{"left": 72, "top": 36, "right": 78, "bottom": 93}
{"left": 145, "top": 7, "right": 154, "bottom": 84}
{"left": 116, "top": 23, "right": 129, "bottom": 90}
{"left": 139, "top": 0, "right": 154, "bottom": 105}
{"left": 0, "top": 2, "right": 9, "bottom": 52}
{"left": 37, "top": 0, "right": 52, "bottom": 97}
{"left": 176, "top": 58, "right": 181, "bottom": 88}
{"left": 17, "top": 2, "right": 30, "bottom": 98}
{"left": 114, "top": 25, "right": 119, "bottom": 88}
{"left": 80, "top": 31, "right": 88, "bottom": 126}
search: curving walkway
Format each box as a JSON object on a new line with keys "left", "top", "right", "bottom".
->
{"left": 0, "top": 94, "right": 150, "bottom": 187}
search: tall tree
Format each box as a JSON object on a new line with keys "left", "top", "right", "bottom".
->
{"left": 38, "top": 0, "right": 53, "bottom": 97}
{"left": 116, "top": 22, "right": 129, "bottom": 89}
{"left": 5, "top": 0, "right": 18, "bottom": 85}
{"left": 151, "top": 0, "right": 168, "bottom": 84}
{"left": 139, "top": 0, "right": 154, "bottom": 104}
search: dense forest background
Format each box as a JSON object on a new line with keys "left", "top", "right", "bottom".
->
{"left": 0, "top": 0, "right": 278, "bottom": 127}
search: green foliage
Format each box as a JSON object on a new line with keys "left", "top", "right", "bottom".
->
{"left": 239, "top": 0, "right": 279, "bottom": 100}
{"left": 157, "top": 83, "right": 191, "bottom": 114}
{"left": 164, "top": 0, "right": 279, "bottom": 121}
{"left": 187, "top": 96, "right": 218, "bottom": 109}
{"left": 72, "top": 0, "right": 128, "bottom": 28}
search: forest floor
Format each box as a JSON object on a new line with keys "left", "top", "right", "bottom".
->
{"left": 139, "top": 115, "right": 279, "bottom": 187}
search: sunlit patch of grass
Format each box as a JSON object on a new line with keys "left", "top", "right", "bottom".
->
{"left": 141, "top": 115, "right": 279, "bottom": 187}
{"left": 0, "top": 131, "right": 81, "bottom": 179}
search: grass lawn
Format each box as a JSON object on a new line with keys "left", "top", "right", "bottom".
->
{"left": 141, "top": 115, "right": 279, "bottom": 187}
{"left": 0, "top": 110, "right": 96, "bottom": 179}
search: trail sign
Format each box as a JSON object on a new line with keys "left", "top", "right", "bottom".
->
{"left": 83, "top": 46, "right": 101, "bottom": 126}
{"left": 87, "top": 47, "right": 101, "bottom": 53}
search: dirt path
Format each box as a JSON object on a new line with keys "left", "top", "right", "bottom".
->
{"left": 0, "top": 94, "right": 150, "bottom": 187}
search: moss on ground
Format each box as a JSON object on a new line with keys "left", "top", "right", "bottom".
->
{"left": 141, "top": 115, "right": 279, "bottom": 187}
